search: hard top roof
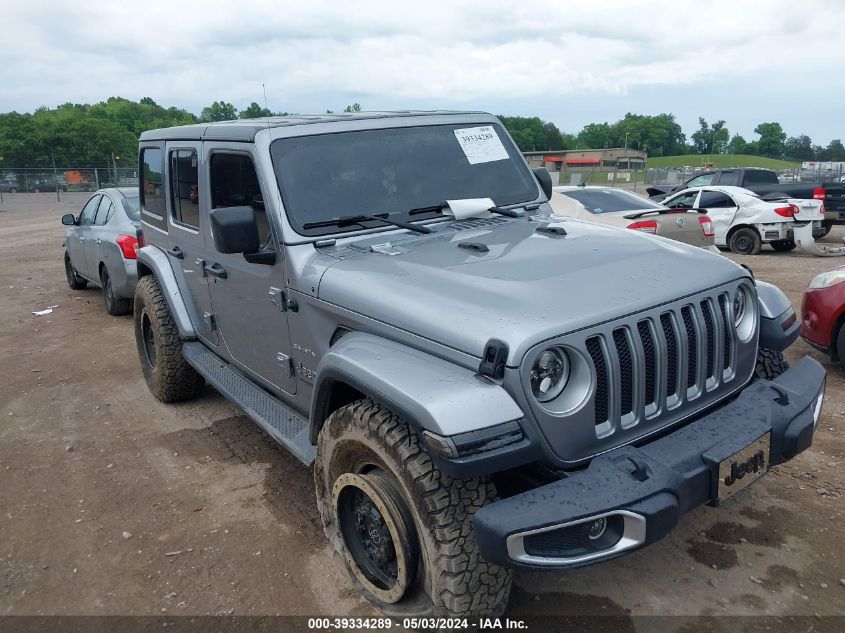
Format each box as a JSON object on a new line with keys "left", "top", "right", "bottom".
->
{"left": 140, "top": 110, "right": 492, "bottom": 142}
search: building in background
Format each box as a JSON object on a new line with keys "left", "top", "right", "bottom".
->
{"left": 523, "top": 148, "right": 646, "bottom": 172}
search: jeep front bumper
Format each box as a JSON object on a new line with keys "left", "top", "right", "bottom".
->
{"left": 474, "top": 356, "right": 825, "bottom": 569}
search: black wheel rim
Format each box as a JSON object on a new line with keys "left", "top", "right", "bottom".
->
{"left": 141, "top": 312, "right": 157, "bottom": 367}
{"left": 735, "top": 235, "right": 752, "bottom": 253}
{"left": 333, "top": 470, "right": 419, "bottom": 604}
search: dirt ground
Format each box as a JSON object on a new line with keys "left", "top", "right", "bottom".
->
{"left": 1, "top": 193, "right": 843, "bottom": 630}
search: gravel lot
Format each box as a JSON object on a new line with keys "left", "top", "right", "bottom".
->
{"left": 1, "top": 193, "right": 843, "bottom": 629}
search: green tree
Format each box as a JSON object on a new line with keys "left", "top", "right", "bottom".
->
{"left": 784, "top": 135, "right": 814, "bottom": 160}
{"left": 239, "top": 102, "right": 273, "bottom": 119}
{"left": 499, "top": 115, "right": 568, "bottom": 151}
{"left": 753, "top": 122, "right": 786, "bottom": 157}
{"left": 726, "top": 134, "right": 749, "bottom": 155}
{"left": 199, "top": 101, "right": 238, "bottom": 122}
{"left": 344, "top": 102, "right": 362, "bottom": 112}
{"left": 819, "top": 139, "right": 845, "bottom": 161}
{"left": 691, "top": 118, "right": 728, "bottom": 154}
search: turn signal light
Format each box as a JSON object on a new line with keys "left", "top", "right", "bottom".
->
{"left": 627, "top": 220, "right": 657, "bottom": 234}
{"left": 116, "top": 234, "right": 139, "bottom": 260}
{"left": 698, "top": 216, "right": 714, "bottom": 237}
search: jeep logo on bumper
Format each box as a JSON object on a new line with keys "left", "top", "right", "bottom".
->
{"left": 723, "top": 450, "right": 765, "bottom": 487}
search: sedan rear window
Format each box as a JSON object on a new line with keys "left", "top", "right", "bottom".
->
{"left": 557, "top": 189, "right": 663, "bottom": 214}
{"left": 121, "top": 196, "right": 140, "bottom": 221}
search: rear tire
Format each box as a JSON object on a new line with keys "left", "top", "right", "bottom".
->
{"left": 101, "top": 266, "right": 132, "bottom": 316}
{"left": 729, "top": 227, "right": 762, "bottom": 255}
{"left": 755, "top": 347, "right": 789, "bottom": 380}
{"left": 64, "top": 252, "right": 87, "bottom": 290}
{"left": 820, "top": 221, "right": 833, "bottom": 238}
{"left": 770, "top": 239, "right": 797, "bottom": 252}
{"left": 315, "top": 399, "right": 511, "bottom": 618}
{"left": 133, "top": 275, "right": 203, "bottom": 402}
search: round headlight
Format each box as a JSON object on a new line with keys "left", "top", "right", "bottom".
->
{"left": 530, "top": 348, "right": 570, "bottom": 402}
{"left": 733, "top": 288, "right": 747, "bottom": 327}
{"left": 732, "top": 284, "right": 756, "bottom": 342}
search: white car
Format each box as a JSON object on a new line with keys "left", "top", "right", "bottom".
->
{"left": 662, "top": 185, "right": 825, "bottom": 255}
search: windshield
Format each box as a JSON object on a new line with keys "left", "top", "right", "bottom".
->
{"left": 558, "top": 188, "right": 664, "bottom": 214}
{"left": 270, "top": 123, "right": 537, "bottom": 236}
{"left": 121, "top": 196, "right": 140, "bottom": 221}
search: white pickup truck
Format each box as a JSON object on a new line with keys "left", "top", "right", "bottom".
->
{"left": 662, "top": 185, "right": 825, "bottom": 255}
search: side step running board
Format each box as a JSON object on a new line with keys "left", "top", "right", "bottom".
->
{"left": 182, "top": 342, "right": 315, "bottom": 465}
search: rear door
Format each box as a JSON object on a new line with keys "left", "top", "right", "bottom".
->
{"left": 69, "top": 194, "right": 100, "bottom": 280}
{"left": 694, "top": 190, "right": 739, "bottom": 246}
{"left": 164, "top": 143, "right": 218, "bottom": 345}
{"left": 86, "top": 195, "right": 114, "bottom": 278}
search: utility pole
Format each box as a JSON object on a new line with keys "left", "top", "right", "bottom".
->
{"left": 624, "top": 132, "right": 629, "bottom": 150}
{"left": 51, "top": 154, "right": 60, "bottom": 202}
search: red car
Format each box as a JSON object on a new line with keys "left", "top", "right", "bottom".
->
{"left": 801, "top": 264, "right": 845, "bottom": 369}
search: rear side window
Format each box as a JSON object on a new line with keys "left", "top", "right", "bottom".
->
{"left": 717, "top": 171, "right": 739, "bottom": 186}
{"left": 94, "top": 196, "right": 113, "bottom": 225}
{"left": 169, "top": 150, "right": 200, "bottom": 229}
{"left": 140, "top": 148, "right": 166, "bottom": 231}
{"left": 122, "top": 197, "right": 140, "bottom": 222}
{"left": 686, "top": 174, "right": 714, "bottom": 188}
{"left": 699, "top": 191, "right": 736, "bottom": 208}
{"left": 743, "top": 170, "right": 779, "bottom": 185}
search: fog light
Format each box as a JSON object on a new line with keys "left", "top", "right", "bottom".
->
{"left": 588, "top": 518, "right": 607, "bottom": 541}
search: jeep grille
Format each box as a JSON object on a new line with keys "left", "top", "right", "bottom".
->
{"left": 586, "top": 292, "right": 737, "bottom": 436}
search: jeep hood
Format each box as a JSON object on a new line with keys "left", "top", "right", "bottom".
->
{"left": 317, "top": 218, "right": 748, "bottom": 366}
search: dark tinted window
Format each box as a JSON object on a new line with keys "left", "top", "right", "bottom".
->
{"left": 558, "top": 188, "right": 663, "bottom": 214}
{"left": 211, "top": 153, "right": 272, "bottom": 247}
{"left": 121, "top": 196, "right": 140, "bottom": 221}
{"left": 717, "top": 171, "right": 739, "bottom": 186}
{"left": 270, "top": 123, "right": 535, "bottom": 236}
{"left": 141, "top": 148, "right": 165, "bottom": 217}
{"left": 94, "top": 196, "right": 113, "bottom": 225}
{"left": 698, "top": 191, "right": 736, "bottom": 208}
{"left": 743, "top": 170, "right": 779, "bottom": 185}
{"left": 79, "top": 195, "right": 100, "bottom": 225}
{"left": 169, "top": 150, "right": 200, "bottom": 229}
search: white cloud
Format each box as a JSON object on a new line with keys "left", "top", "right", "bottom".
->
{"left": 2, "top": 0, "right": 844, "bottom": 137}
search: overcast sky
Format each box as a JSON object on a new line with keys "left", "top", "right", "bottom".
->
{"left": 3, "top": 0, "right": 843, "bottom": 144}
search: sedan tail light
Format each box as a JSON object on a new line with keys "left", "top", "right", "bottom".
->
{"left": 116, "top": 234, "right": 139, "bottom": 259}
{"left": 698, "top": 215, "right": 714, "bottom": 237}
{"left": 813, "top": 187, "right": 826, "bottom": 200}
{"left": 774, "top": 204, "right": 798, "bottom": 218}
{"left": 627, "top": 220, "right": 657, "bottom": 234}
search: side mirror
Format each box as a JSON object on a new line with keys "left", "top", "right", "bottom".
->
{"left": 532, "top": 167, "right": 553, "bottom": 200}
{"left": 209, "top": 206, "right": 261, "bottom": 255}
{"left": 61, "top": 214, "right": 77, "bottom": 226}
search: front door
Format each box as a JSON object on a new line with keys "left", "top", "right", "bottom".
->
{"left": 68, "top": 194, "right": 100, "bottom": 280}
{"left": 162, "top": 142, "right": 218, "bottom": 345}
{"left": 202, "top": 147, "right": 295, "bottom": 396}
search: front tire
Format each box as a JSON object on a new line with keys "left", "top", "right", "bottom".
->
{"left": 729, "top": 227, "right": 762, "bottom": 255}
{"left": 64, "top": 252, "right": 87, "bottom": 290}
{"left": 101, "top": 267, "right": 132, "bottom": 316}
{"left": 755, "top": 347, "right": 789, "bottom": 380}
{"left": 133, "top": 275, "right": 203, "bottom": 402}
{"left": 315, "top": 399, "right": 511, "bottom": 618}
{"left": 836, "top": 325, "right": 845, "bottom": 372}
{"left": 770, "top": 239, "right": 796, "bottom": 252}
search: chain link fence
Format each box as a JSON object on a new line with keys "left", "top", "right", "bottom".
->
{"left": 0, "top": 167, "right": 138, "bottom": 194}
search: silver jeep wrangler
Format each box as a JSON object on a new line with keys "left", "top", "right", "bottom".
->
{"left": 133, "top": 111, "right": 826, "bottom": 617}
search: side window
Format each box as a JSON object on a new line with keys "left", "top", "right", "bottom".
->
{"left": 79, "top": 195, "right": 100, "bottom": 226}
{"left": 686, "top": 174, "right": 714, "bottom": 188}
{"left": 94, "top": 196, "right": 113, "bottom": 225}
{"left": 717, "top": 171, "right": 739, "bottom": 186}
{"left": 665, "top": 191, "right": 698, "bottom": 209}
{"left": 210, "top": 153, "right": 273, "bottom": 248}
{"left": 141, "top": 148, "right": 166, "bottom": 218}
{"left": 169, "top": 150, "right": 200, "bottom": 229}
{"left": 698, "top": 191, "right": 736, "bottom": 208}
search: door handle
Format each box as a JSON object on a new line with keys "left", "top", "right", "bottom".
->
{"left": 167, "top": 246, "right": 185, "bottom": 260}
{"left": 96, "top": 238, "right": 101, "bottom": 244}
{"left": 204, "top": 263, "right": 227, "bottom": 279}
{"left": 79, "top": 236, "right": 85, "bottom": 241}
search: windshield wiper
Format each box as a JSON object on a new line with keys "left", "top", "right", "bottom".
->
{"left": 408, "top": 202, "right": 523, "bottom": 218}
{"left": 303, "top": 212, "right": 431, "bottom": 234}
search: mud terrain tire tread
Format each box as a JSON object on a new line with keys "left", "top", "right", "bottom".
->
{"left": 315, "top": 398, "right": 511, "bottom": 618}
{"left": 134, "top": 275, "right": 203, "bottom": 402}
{"left": 755, "top": 347, "right": 789, "bottom": 380}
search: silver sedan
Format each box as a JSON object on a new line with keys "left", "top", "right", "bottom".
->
{"left": 62, "top": 188, "right": 140, "bottom": 315}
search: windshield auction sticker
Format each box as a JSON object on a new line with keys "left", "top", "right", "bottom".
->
{"left": 453, "top": 126, "right": 509, "bottom": 164}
